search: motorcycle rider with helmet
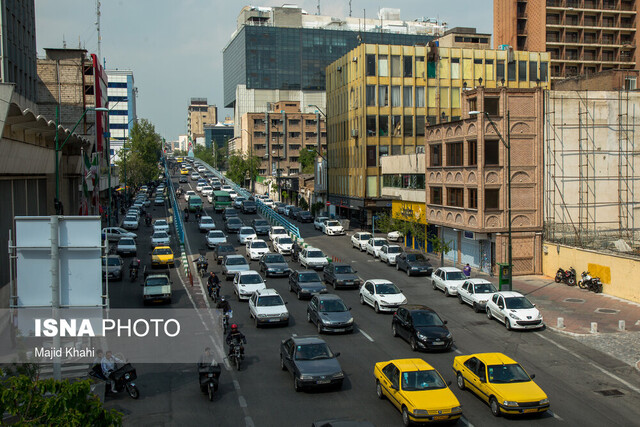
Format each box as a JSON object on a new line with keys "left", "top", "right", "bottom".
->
{"left": 225, "top": 324, "right": 246, "bottom": 358}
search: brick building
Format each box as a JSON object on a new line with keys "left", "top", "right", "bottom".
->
{"left": 187, "top": 98, "right": 217, "bottom": 147}
{"left": 425, "top": 87, "right": 544, "bottom": 275}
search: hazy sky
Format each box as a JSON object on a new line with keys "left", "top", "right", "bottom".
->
{"left": 35, "top": 0, "right": 493, "bottom": 141}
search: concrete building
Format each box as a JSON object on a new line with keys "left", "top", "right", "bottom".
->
{"left": 426, "top": 87, "right": 545, "bottom": 276}
{"left": 106, "top": 69, "right": 137, "bottom": 163}
{"left": 437, "top": 27, "right": 492, "bottom": 49}
{"left": 553, "top": 68, "right": 639, "bottom": 90}
{"left": 325, "top": 43, "right": 549, "bottom": 223}
{"left": 494, "top": 0, "right": 639, "bottom": 82}
{"left": 204, "top": 122, "right": 234, "bottom": 151}
{"left": 178, "top": 135, "right": 188, "bottom": 152}
{"left": 187, "top": 98, "right": 217, "bottom": 146}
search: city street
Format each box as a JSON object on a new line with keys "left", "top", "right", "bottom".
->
{"left": 104, "top": 174, "right": 640, "bottom": 426}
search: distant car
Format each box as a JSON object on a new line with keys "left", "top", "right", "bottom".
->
{"left": 289, "top": 270, "right": 327, "bottom": 300}
{"left": 283, "top": 205, "right": 295, "bottom": 216}
{"left": 307, "top": 293, "right": 354, "bottom": 334}
{"left": 280, "top": 336, "right": 344, "bottom": 392}
{"left": 249, "top": 288, "right": 289, "bottom": 327}
{"left": 241, "top": 200, "right": 257, "bottom": 214}
{"left": 195, "top": 181, "right": 206, "bottom": 192}
{"left": 151, "top": 246, "right": 174, "bottom": 267}
{"left": 143, "top": 273, "right": 172, "bottom": 305}
{"left": 273, "top": 235, "right": 294, "bottom": 255}
{"left": 365, "top": 238, "right": 388, "bottom": 258}
{"left": 233, "top": 270, "right": 267, "bottom": 301}
{"left": 102, "top": 227, "right": 137, "bottom": 242}
{"left": 228, "top": 190, "right": 238, "bottom": 200}
{"left": 179, "top": 176, "right": 188, "bottom": 183}
{"left": 122, "top": 215, "right": 139, "bottom": 230}
{"left": 314, "top": 216, "right": 328, "bottom": 230}
{"left": 151, "top": 231, "right": 171, "bottom": 248}
{"left": 387, "top": 231, "right": 404, "bottom": 242}
{"left": 299, "top": 247, "right": 329, "bottom": 270}
{"left": 238, "top": 227, "right": 257, "bottom": 244}
{"left": 221, "top": 254, "right": 251, "bottom": 280}
{"left": 198, "top": 216, "right": 216, "bottom": 233}
{"left": 322, "top": 220, "right": 345, "bottom": 236}
{"left": 431, "top": 267, "right": 467, "bottom": 296}
{"left": 153, "top": 220, "right": 170, "bottom": 234}
{"left": 296, "top": 210, "right": 313, "bottom": 223}
{"left": 259, "top": 253, "right": 291, "bottom": 277}
{"left": 359, "top": 279, "right": 407, "bottom": 313}
{"left": 351, "top": 232, "right": 372, "bottom": 251}
{"left": 322, "top": 263, "right": 362, "bottom": 289}
{"left": 225, "top": 217, "right": 244, "bottom": 234}
{"left": 246, "top": 239, "right": 270, "bottom": 261}
{"left": 102, "top": 255, "right": 124, "bottom": 281}
{"left": 154, "top": 196, "right": 165, "bottom": 206}
{"left": 269, "top": 226, "right": 288, "bottom": 241}
{"left": 190, "top": 172, "right": 200, "bottom": 181}
{"left": 392, "top": 305, "right": 453, "bottom": 351}
{"left": 251, "top": 219, "right": 270, "bottom": 235}
{"left": 379, "top": 245, "right": 403, "bottom": 265}
{"left": 185, "top": 190, "right": 196, "bottom": 202}
{"left": 457, "top": 279, "right": 498, "bottom": 313}
{"left": 205, "top": 230, "right": 227, "bottom": 248}
{"left": 214, "top": 243, "right": 236, "bottom": 264}
{"left": 275, "top": 202, "right": 287, "bottom": 214}
{"left": 263, "top": 199, "right": 275, "bottom": 208}
{"left": 233, "top": 197, "right": 246, "bottom": 209}
{"left": 396, "top": 252, "right": 433, "bottom": 276}
{"left": 486, "top": 291, "right": 544, "bottom": 330}
{"left": 288, "top": 207, "right": 302, "bottom": 219}
{"left": 201, "top": 186, "right": 214, "bottom": 197}
{"left": 222, "top": 207, "right": 238, "bottom": 221}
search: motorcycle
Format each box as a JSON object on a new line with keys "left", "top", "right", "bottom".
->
{"left": 145, "top": 215, "right": 152, "bottom": 226}
{"left": 228, "top": 338, "right": 244, "bottom": 371}
{"left": 554, "top": 268, "right": 565, "bottom": 283}
{"left": 89, "top": 362, "right": 139, "bottom": 399}
{"left": 129, "top": 266, "right": 139, "bottom": 282}
{"left": 198, "top": 363, "right": 221, "bottom": 401}
{"left": 221, "top": 311, "right": 231, "bottom": 334}
{"left": 556, "top": 267, "right": 576, "bottom": 286}
{"left": 579, "top": 271, "right": 603, "bottom": 293}
{"left": 197, "top": 261, "right": 208, "bottom": 278}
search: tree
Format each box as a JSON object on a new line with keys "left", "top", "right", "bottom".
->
{"left": 193, "top": 144, "right": 214, "bottom": 166}
{"left": 116, "top": 119, "right": 162, "bottom": 188}
{"left": 224, "top": 153, "right": 262, "bottom": 188}
{"left": 374, "top": 211, "right": 428, "bottom": 252}
{"left": 428, "top": 233, "right": 453, "bottom": 267}
{"left": 299, "top": 148, "right": 316, "bottom": 174}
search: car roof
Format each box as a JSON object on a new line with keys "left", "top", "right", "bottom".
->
{"left": 290, "top": 336, "right": 327, "bottom": 345}
{"left": 466, "top": 352, "right": 517, "bottom": 365}
{"left": 439, "top": 267, "right": 463, "bottom": 272}
{"left": 400, "top": 304, "right": 435, "bottom": 312}
{"left": 256, "top": 288, "right": 280, "bottom": 296}
{"left": 272, "top": 226, "right": 286, "bottom": 230}
{"left": 201, "top": 215, "right": 213, "bottom": 220}
{"left": 250, "top": 239, "right": 267, "bottom": 245}
{"left": 385, "top": 358, "right": 435, "bottom": 371}
{"left": 366, "top": 279, "right": 393, "bottom": 285}
{"left": 317, "top": 293, "right": 343, "bottom": 301}
{"left": 153, "top": 246, "right": 172, "bottom": 251}
{"left": 384, "top": 244, "right": 402, "bottom": 248}
{"left": 496, "top": 291, "right": 525, "bottom": 298}
{"left": 226, "top": 254, "right": 245, "bottom": 259}
{"left": 465, "top": 278, "right": 493, "bottom": 284}
{"left": 332, "top": 263, "right": 350, "bottom": 268}
{"left": 237, "top": 270, "right": 260, "bottom": 276}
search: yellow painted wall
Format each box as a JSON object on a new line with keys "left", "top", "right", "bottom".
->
{"left": 391, "top": 201, "right": 427, "bottom": 225}
{"left": 542, "top": 242, "right": 640, "bottom": 303}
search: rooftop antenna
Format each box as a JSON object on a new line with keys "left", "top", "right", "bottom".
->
{"left": 317, "top": 0, "right": 320, "bottom": 15}
{"left": 96, "top": 0, "right": 101, "bottom": 62}
{"left": 62, "top": 35, "right": 66, "bottom": 49}
{"left": 349, "top": 0, "right": 352, "bottom": 17}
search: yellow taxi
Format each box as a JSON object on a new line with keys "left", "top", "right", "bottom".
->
{"left": 151, "top": 246, "right": 174, "bottom": 267}
{"left": 452, "top": 352, "right": 549, "bottom": 417}
{"left": 374, "top": 358, "right": 462, "bottom": 426}
{"left": 180, "top": 168, "right": 189, "bottom": 175}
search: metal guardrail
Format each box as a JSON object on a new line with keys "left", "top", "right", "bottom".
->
{"left": 163, "top": 158, "right": 185, "bottom": 245}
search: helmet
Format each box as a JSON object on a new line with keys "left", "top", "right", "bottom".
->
{"left": 231, "top": 324, "right": 238, "bottom": 331}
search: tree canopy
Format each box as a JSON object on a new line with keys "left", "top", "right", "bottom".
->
{"left": 116, "top": 119, "right": 162, "bottom": 188}
{"left": 299, "top": 148, "right": 316, "bottom": 174}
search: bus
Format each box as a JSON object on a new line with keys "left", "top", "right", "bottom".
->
{"left": 188, "top": 195, "right": 203, "bottom": 212}
{"left": 212, "top": 191, "right": 232, "bottom": 212}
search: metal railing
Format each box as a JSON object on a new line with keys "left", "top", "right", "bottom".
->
{"left": 163, "top": 158, "right": 185, "bottom": 245}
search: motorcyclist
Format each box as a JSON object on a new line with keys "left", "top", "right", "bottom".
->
{"left": 225, "top": 324, "right": 246, "bottom": 357}
{"left": 291, "top": 240, "right": 301, "bottom": 261}
{"left": 101, "top": 350, "right": 124, "bottom": 393}
{"left": 207, "top": 271, "right": 220, "bottom": 300}
{"left": 129, "top": 258, "right": 141, "bottom": 279}
{"left": 145, "top": 213, "right": 152, "bottom": 226}
{"left": 198, "top": 347, "right": 215, "bottom": 369}
{"left": 197, "top": 255, "right": 208, "bottom": 276}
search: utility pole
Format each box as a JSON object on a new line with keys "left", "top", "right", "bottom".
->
{"left": 96, "top": 0, "right": 101, "bottom": 64}
{"left": 50, "top": 216, "right": 61, "bottom": 380}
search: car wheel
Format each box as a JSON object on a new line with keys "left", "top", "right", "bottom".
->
{"left": 505, "top": 318, "right": 512, "bottom": 331}
{"left": 374, "top": 302, "right": 380, "bottom": 313}
{"left": 317, "top": 322, "right": 323, "bottom": 334}
{"left": 294, "top": 377, "right": 302, "bottom": 392}
{"left": 406, "top": 268, "right": 411, "bottom": 277}
{"left": 254, "top": 316, "right": 259, "bottom": 328}
{"left": 392, "top": 323, "right": 398, "bottom": 337}
{"left": 297, "top": 290, "right": 302, "bottom": 300}
{"left": 410, "top": 336, "right": 418, "bottom": 352}
{"left": 432, "top": 280, "right": 437, "bottom": 290}
{"left": 487, "top": 307, "right": 493, "bottom": 320}
{"left": 396, "top": 263, "right": 400, "bottom": 271}
{"left": 473, "top": 302, "right": 481, "bottom": 313}
{"left": 456, "top": 372, "right": 466, "bottom": 390}
{"left": 402, "top": 406, "right": 411, "bottom": 427}
{"left": 490, "top": 397, "right": 501, "bottom": 417}
{"left": 280, "top": 355, "right": 286, "bottom": 371}
{"left": 306, "top": 311, "right": 311, "bottom": 323}
{"left": 360, "top": 294, "right": 365, "bottom": 305}
{"left": 376, "top": 380, "right": 385, "bottom": 400}
{"left": 289, "top": 282, "right": 293, "bottom": 292}
{"left": 444, "top": 288, "right": 450, "bottom": 297}
{"left": 458, "top": 295, "right": 464, "bottom": 304}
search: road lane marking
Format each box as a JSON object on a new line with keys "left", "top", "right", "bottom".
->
{"left": 548, "top": 410, "right": 564, "bottom": 421}
{"left": 233, "top": 380, "right": 241, "bottom": 390}
{"left": 590, "top": 362, "right": 640, "bottom": 394}
{"left": 238, "top": 396, "right": 247, "bottom": 408}
{"left": 359, "top": 329, "right": 375, "bottom": 342}
{"left": 459, "top": 415, "right": 474, "bottom": 427}
{"left": 245, "top": 416, "right": 255, "bottom": 427}
{"left": 534, "top": 332, "right": 585, "bottom": 361}
{"left": 454, "top": 349, "right": 462, "bottom": 354}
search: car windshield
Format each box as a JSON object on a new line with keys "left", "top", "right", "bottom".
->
{"left": 155, "top": 220, "right": 168, "bottom": 226}
{"left": 240, "top": 274, "right": 263, "bottom": 284}
{"left": 201, "top": 218, "right": 213, "bottom": 224}
{"left": 401, "top": 370, "right": 446, "bottom": 391}
{"left": 387, "top": 247, "right": 402, "bottom": 254}
{"left": 272, "top": 228, "right": 286, "bottom": 235}
{"left": 505, "top": 297, "right": 535, "bottom": 309}
{"left": 308, "top": 250, "right": 325, "bottom": 258}
{"left": 251, "top": 241, "right": 268, "bottom": 249}
{"left": 103, "top": 257, "right": 121, "bottom": 266}
{"left": 243, "top": 202, "right": 256, "bottom": 207}
{"left": 407, "top": 254, "right": 426, "bottom": 262}
{"left": 120, "top": 239, "right": 135, "bottom": 245}
{"left": 254, "top": 220, "right": 268, "bottom": 227}
{"left": 299, "top": 272, "right": 320, "bottom": 282}
{"left": 277, "top": 238, "right": 293, "bottom": 245}
{"left": 125, "top": 216, "right": 137, "bottom": 222}
{"left": 411, "top": 311, "right": 444, "bottom": 327}
{"left": 334, "top": 265, "right": 354, "bottom": 274}
{"left": 145, "top": 277, "right": 169, "bottom": 286}
{"left": 257, "top": 295, "right": 284, "bottom": 307}
{"left": 373, "top": 239, "right": 387, "bottom": 246}
{"left": 215, "top": 195, "right": 231, "bottom": 202}
{"left": 488, "top": 364, "right": 531, "bottom": 383}
{"left": 445, "top": 271, "right": 467, "bottom": 281}
{"left": 239, "top": 228, "right": 254, "bottom": 234}
{"left": 300, "top": 212, "right": 311, "bottom": 217}
{"left": 228, "top": 218, "right": 242, "bottom": 225}
{"left": 319, "top": 299, "right": 348, "bottom": 312}
{"left": 375, "top": 282, "right": 400, "bottom": 295}
{"left": 474, "top": 283, "right": 497, "bottom": 293}
{"left": 152, "top": 232, "right": 168, "bottom": 239}
{"left": 218, "top": 245, "right": 234, "bottom": 253}
{"left": 326, "top": 221, "right": 341, "bottom": 227}
{"left": 226, "top": 257, "right": 247, "bottom": 266}
{"left": 208, "top": 231, "right": 224, "bottom": 238}
{"left": 359, "top": 233, "right": 372, "bottom": 240}
{"left": 153, "top": 248, "right": 172, "bottom": 255}
{"left": 294, "top": 343, "right": 334, "bottom": 361}
{"left": 264, "top": 254, "right": 285, "bottom": 263}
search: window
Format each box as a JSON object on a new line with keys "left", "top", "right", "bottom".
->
{"left": 485, "top": 189, "right": 499, "bottom": 210}
{"left": 366, "top": 85, "right": 376, "bottom": 106}
{"left": 485, "top": 59, "right": 494, "bottom": 80}
{"left": 468, "top": 188, "right": 478, "bottom": 209}
{"left": 288, "top": 119, "right": 300, "bottom": 126}
{"left": 496, "top": 60, "right": 505, "bottom": 82}
{"left": 540, "top": 62, "right": 548, "bottom": 82}
{"left": 430, "top": 187, "right": 442, "bottom": 205}
{"left": 366, "top": 54, "right": 376, "bottom": 76}
{"left": 379, "top": 86, "right": 389, "bottom": 106}
{"left": 378, "top": 55, "right": 389, "bottom": 77}
{"left": 507, "top": 61, "right": 516, "bottom": 81}
{"left": 416, "top": 56, "right": 426, "bottom": 77}
{"left": 451, "top": 87, "right": 460, "bottom": 109}
{"left": 415, "top": 87, "right": 425, "bottom": 107}
{"left": 485, "top": 98, "right": 499, "bottom": 116}
{"left": 448, "top": 188, "right": 464, "bottom": 207}
{"left": 430, "top": 144, "right": 442, "bottom": 166}
{"left": 468, "top": 140, "right": 477, "bottom": 166}
{"left": 447, "top": 142, "right": 463, "bottom": 166}
{"left": 366, "top": 116, "right": 377, "bottom": 136}
{"left": 416, "top": 115, "right": 426, "bottom": 137}
{"left": 451, "top": 58, "right": 460, "bottom": 79}
{"left": 403, "top": 116, "right": 413, "bottom": 136}
{"left": 468, "top": 97, "right": 477, "bottom": 112}
{"left": 403, "top": 86, "right": 413, "bottom": 107}
{"left": 379, "top": 145, "right": 389, "bottom": 157}
{"left": 379, "top": 116, "right": 389, "bottom": 136}
{"left": 529, "top": 61, "right": 538, "bottom": 81}
{"left": 391, "top": 55, "right": 401, "bottom": 77}
{"left": 391, "top": 86, "right": 401, "bottom": 107}
{"left": 366, "top": 146, "right": 377, "bottom": 167}
{"left": 391, "top": 115, "right": 402, "bottom": 136}
{"left": 518, "top": 61, "right": 527, "bottom": 81}
{"left": 403, "top": 56, "right": 413, "bottom": 77}
{"left": 485, "top": 140, "right": 499, "bottom": 165}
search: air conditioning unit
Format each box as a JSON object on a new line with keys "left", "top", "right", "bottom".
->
{"left": 350, "top": 129, "right": 359, "bottom": 138}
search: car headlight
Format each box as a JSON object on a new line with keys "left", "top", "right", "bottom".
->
{"left": 416, "top": 332, "right": 428, "bottom": 341}
{"left": 451, "top": 406, "right": 462, "bottom": 413}
{"left": 124, "top": 373, "right": 130, "bottom": 380}
{"left": 445, "top": 332, "right": 452, "bottom": 339}
{"left": 280, "top": 313, "right": 289, "bottom": 319}
{"left": 401, "top": 298, "right": 407, "bottom": 304}
{"left": 413, "top": 409, "right": 429, "bottom": 416}
{"left": 346, "top": 318, "right": 354, "bottom": 325}
{"left": 257, "top": 314, "right": 267, "bottom": 318}
{"left": 332, "top": 372, "right": 344, "bottom": 379}
{"left": 509, "top": 313, "right": 521, "bottom": 320}
{"left": 503, "top": 400, "right": 518, "bottom": 407}
{"left": 536, "top": 313, "right": 543, "bottom": 320}
{"left": 300, "top": 374, "right": 313, "bottom": 380}
{"left": 539, "top": 398, "right": 549, "bottom": 405}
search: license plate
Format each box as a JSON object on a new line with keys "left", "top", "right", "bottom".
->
{"left": 316, "top": 380, "right": 330, "bottom": 384}
{"left": 524, "top": 409, "right": 537, "bottom": 413}
{"left": 268, "top": 319, "right": 280, "bottom": 322}
{"left": 343, "top": 282, "right": 353, "bottom": 285}
{"left": 434, "top": 416, "right": 448, "bottom": 421}
{"left": 432, "top": 341, "right": 445, "bottom": 345}
{"left": 332, "top": 328, "right": 345, "bottom": 332}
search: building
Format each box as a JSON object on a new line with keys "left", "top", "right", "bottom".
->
{"left": 552, "top": 68, "right": 638, "bottom": 90}
{"left": 425, "top": 87, "right": 545, "bottom": 276}
{"left": 223, "top": 5, "right": 446, "bottom": 136}
{"left": 325, "top": 43, "right": 550, "bottom": 222}
{"left": 187, "top": 98, "right": 217, "bottom": 146}
{"left": 494, "top": 0, "right": 638, "bottom": 82}
{"left": 106, "top": 69, "right": 137, "bottom": 163}
{"left": 437, "top": 27, "right": 492, "bottom": 49}
{"left": 204, "top": 122, "right": 234, "bottom": 151}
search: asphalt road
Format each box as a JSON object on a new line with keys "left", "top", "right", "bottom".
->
{"left": 104, "top": 175, "right": 640, "bottom": 427}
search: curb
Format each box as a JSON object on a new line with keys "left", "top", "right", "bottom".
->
{"left": 636, "top": 360, "right": 640, "bottom": 373}
{"left": 547, "top": 326, "right": 596, "bottom": 338}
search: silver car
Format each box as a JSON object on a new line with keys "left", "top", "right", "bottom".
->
{"left": 151, "top": 231, "right": 171, "bottom": 248}
{"left": 122, "top": 215, "right": 139, "bottom": 230}
{"left": 221, "top": 254, "right": 250, "bottom": 280}
{"left": 116, "top": 238, "right": 137, "bottom": 256}
{"left": 206, "top": 230, "right": 227, "bottom": 248}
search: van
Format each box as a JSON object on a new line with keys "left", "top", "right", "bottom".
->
{"left": 188, "top": 195, "right": 203, "bottom": 212}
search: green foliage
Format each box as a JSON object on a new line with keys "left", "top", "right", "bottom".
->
{"left": 193, "top": 144, "right": 214, "bottom": 167}
{"left": 0, "top": 374, "right": 122, "bottom": 426}
{"left": 213, "top": 139, "right": 230, "bottom": 170}
{"left": 298, "top": 198, "right": 309, "bottom": 210}
{"left": 225, "top": 153, "right": 261, "bottom": 187}
{"left": 299, "top": 148, "right": 316, "bottom": 174}
{"left": 428, "top": 233, "right": 452, "bottom": 255}
{"left": 374, "top": 211, "right": 429, "bottom": 252}
{"left": 310, "top": 201, "right": 325, "bottom": 216}
{"left": 116, "top": 119, "right": 162, "bottom": 188}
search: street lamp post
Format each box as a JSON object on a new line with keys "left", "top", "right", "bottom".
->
{"left": 470, "top": 110, "right": 511, "bottom": 289}
{"left": 307, "top": 104, "right": 328, "bottom": 214}
{"left": 240, "top": 128, "right": 254, "bottom": 193}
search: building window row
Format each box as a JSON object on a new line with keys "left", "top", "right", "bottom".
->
{"left": 366, "top": 115, "right": 426, "bottom": 137}
{"left": 429, "top": 140, "right": 500, "bottom": 167}
{"left": 429, "top": 186, "right": 500, "bottom": 211}
{"left": 108, "top": 96, "right": 128, "bottom": 102}
{"left": 108, "top": 82, "right": 128, "bottom": 88}
{"left": 382, "top": 173, "right": 426, "bottom": 190}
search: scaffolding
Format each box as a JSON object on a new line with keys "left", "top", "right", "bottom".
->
{"left": 544, "top": 89, "right": 640, "bottom": 255}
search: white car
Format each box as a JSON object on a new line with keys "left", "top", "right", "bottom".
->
{"left": 322, "top": 220, "right": 345, "bottom": 236}
{"left": 229, "top": 190, "right": 238, "bottom": 200}
{"left": 190, "top": 172, "right": 200, "bottom": 181}
{"left": 273, "top": 235, "right": 294, "bottom": 255}
{"left": 207, "top": 194, "right": 214, "bottom": 203}
{"left": 102, "top": 227, "right": 137, "bottom": 242}
{"left": 116, "top": 238, "right": 137, "bottom": 256}
{"left": 457, "top": 279, "right": 498, "bottom": 313}
{"left": 198, "top": 216, "right": 216, "bottom": 233}
{"left": 221, "top": 185, "right": 232, "bottom": 192}
{"left": 246, "top": 239, "right": 270, "bottom": 260}
{"left": 153, "top": 219, "right": 170, "bottom": 234}
{"left": 486, "top": 291, "right": 544, "bottom": 330}
{"left": 238, "top": 227, "right": 257, "bottom": 244}
{"left": 122, "top": 215, "right": 139, "bottom": 230}
{"left": 151, "top": 231, "right": 171, "bottom": 248}
{"left": 365, "top": 237, "right": 388, "bottom": 258}
{"left": 431, "top": 267, "right": 468, "bottom": 296}
{"left": 206, "top": 230, "right": 227, "bottom": 248}
{"left": 233, "top": 270, "right": 267, "bottom": 301}
{"left": 249, "top": 288, "right": 289, "bottom": 327}
{"left": 378, "top": 244, "right": 403, "bottom": 265}
{"left": 201, "top": 186, "right": 214, "bottom": 197}
{"left": 387, "top": 230, "right": 403, "bottom": 242}
{"left": 185, "top": 190, "right": 196, "bottom": 202}
{"left": 351, "top": 232, "right": 372, "bottom": 251}
{"left": 263, "top": 199, "right": 274, "bottom": 208}
{"left": 359, "top": 279, "right": 407, "bottom": 313}
{"left": 299, "top": 247, "right": 329, "bottom": 270}
{"left": 195, "top": 182, "right": 206, "bottom": 192}
{"left": 269, "top": 226, "right": 288, "bottom": 241}
{"left": 314, "top": 216, "right": 328, "bottom": 230}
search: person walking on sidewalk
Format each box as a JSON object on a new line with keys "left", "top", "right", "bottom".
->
{"left": 463, "top": 263, "right": 471, "bottom": 277}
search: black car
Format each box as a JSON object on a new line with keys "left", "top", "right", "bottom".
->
{"left": 241, "top": 200, "right": 257, "bottom": 214}
{"left": 395, "top": 252, "right": 434, "bottom": 277}
{"left": 323, "top": 263, "right": 362, "bottom": 289}
{"left": 275, "top": 202, "right": 287, "bottom": 214}
{"left": 289, "top": 270, "right": 327, "bottom": 300}
{"left": 288, "top": 207, "right": 301, "bottom": 219}
{"left": 307, "top": 294, "right": 354, "bottom": 334}
{"left": 225, "top": 217, "right": 244, "bottom": 234}
{"left": 214, "top": 243, "right": 236, "bottom": 264}
{"left": 179, "top": 176, "right": 188, "bottom": 183}
{"left": 222, "top": 207, "right": 238, "bottom": 221}
{"left": 296, "top": 210, "right": 313, "bottom": 223}
{"left": 259, "top": 253, "right": 291, "bottom": 277}
{"left": 251, "top": 219, "right": 270, "bottom": 235}
{"left": 392, "top": 305, "right": 452, "bottom": 351}
{"left": 280, "top": 336, "right": 344, "bottom": 392}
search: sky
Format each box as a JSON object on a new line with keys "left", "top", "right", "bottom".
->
{"left": 35, "top": 0, "right": 493, "bottom": 141}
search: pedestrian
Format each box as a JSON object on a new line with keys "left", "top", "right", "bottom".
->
{"left": 463, "top": 263, "right": 471, "bottom": 277}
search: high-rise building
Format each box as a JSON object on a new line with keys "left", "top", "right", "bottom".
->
{"left": 106, "top": 69, "right": 137, "bottom": 164}
{"left": 187, "top": 98, "right": 217, "bottom": 147}
{"left": 494, "top": 0, "right": 639, "bottom": 82}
